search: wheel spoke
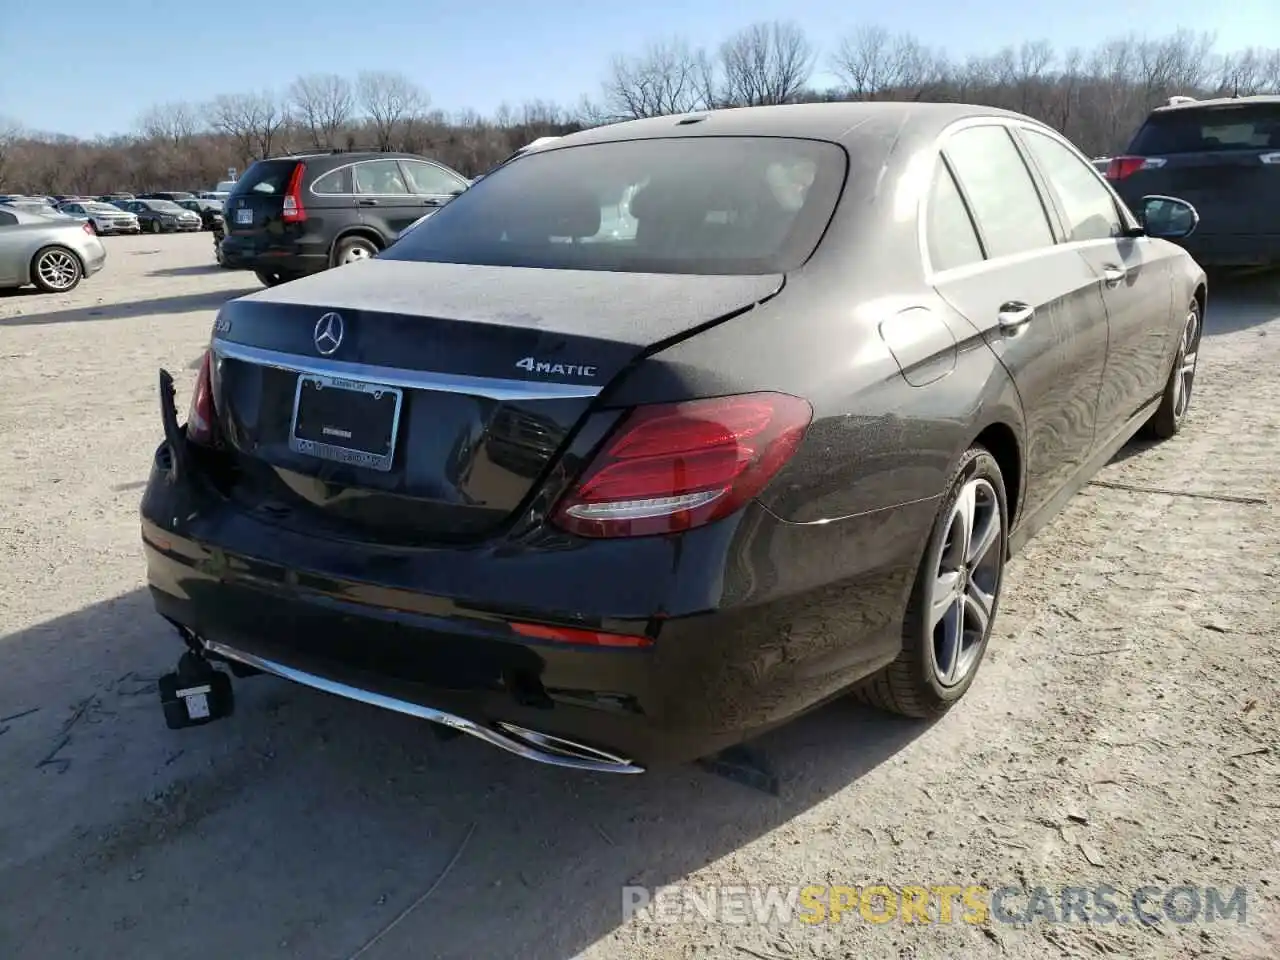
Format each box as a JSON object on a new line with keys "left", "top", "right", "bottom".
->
{"left": 964, "top": 583, "right": 993, "bottom": 637}
{"left": 936, "top": 599, "right": 963, "bottom": 683}
{"left": 931, "top": 571, "right": 961, "bottom": 626}
{"left": 953, "top": 482, "right": 976, "bottom": 566}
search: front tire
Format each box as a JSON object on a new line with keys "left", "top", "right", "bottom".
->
{"left": 31, "top": 246, "right": 83, "bottom": 293}
{"left": 255, "top": 269, "right": 295, "bottom": 287}
{"left": 857, "top": 446, "right": 1008, "bottom": 718}
{"left": 1142, "top": 298, "right": 1201, "bottom": 440}
{"left": 150, "top": 219, "right": 162, "bottom": 234}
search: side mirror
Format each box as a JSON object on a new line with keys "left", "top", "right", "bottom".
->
{"left": 1138, "top": 195, "right": 1199, "bottom": 239}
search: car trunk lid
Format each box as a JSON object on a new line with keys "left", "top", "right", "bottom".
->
{"left": 208, "top": 257, "right": 783, "bottom": 544}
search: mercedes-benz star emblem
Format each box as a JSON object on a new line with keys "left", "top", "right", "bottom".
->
{"left": 313, "top": 312, "right": 344, "bottom": 356}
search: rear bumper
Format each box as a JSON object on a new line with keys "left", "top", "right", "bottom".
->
{"left": 220, "top": 235, "right": 329, "bottom": 275}
{"left": 140, "top": 435, "right": 932, "bottom": 769}
{"left": 84, "top": 247, "right": 106, "bottom": 277}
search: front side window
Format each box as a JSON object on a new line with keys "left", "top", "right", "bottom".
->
{"left": 382, "top": 136, "right": 848, "bottom": 275}
{"left": 944, "top": 125, "right": 1055, "bottom": 260}
{"left": 1020, "top": 129, "right": 1122, "bottom": 243}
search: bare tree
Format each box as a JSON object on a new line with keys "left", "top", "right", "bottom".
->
{"left": 0, "top": 117, "right": 21, "bottom": 190}
{"left": 357, "top": 71, "right": 429, "bottom": 150}
{"left": 289, "top": 74, "right": 355, "bottom": 149}
{"left": 138, "top": 101, "right": 200, "bottom": 146}
{"left": 601, "top": 37, "right": 714, "bottom": 119}
{"left": 830, "top": 26, "right": 941, "bottom": 100}
{"left": 717, "top": 21, "right": 815, "bottom": 107}
{"left": 208, "top": 91, "right": 288, "bottom": 165}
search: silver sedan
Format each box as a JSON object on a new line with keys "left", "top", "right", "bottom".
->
{"left": 0, "top": 207, "right": 107, "bottom": 292}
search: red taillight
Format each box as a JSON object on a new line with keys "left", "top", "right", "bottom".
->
{"left": 82, "top": 221, "right": 94, "bottom": 236}
{"left": 551, "top": 392, "right": 812, "bottom": 539}
{"left": 186, "top": 349, "right": 217, "bottom": 446}
{"left": 510, "top": 621, "right": 653, "bottom": 649}
{"left": 1105, "top": 155, "right": 1165, "bottom": 180}
{"left": 281, "top": 162, "right": 307, "bottom": 223}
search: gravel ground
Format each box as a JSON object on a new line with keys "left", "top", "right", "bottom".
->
{"left": 0, "top": 233, "right": 1277, "bottom": 960}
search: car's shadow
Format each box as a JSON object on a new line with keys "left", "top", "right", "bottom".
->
{"left": 0, "top": 288, "right": 260, "bottom": 327}
{"left": 0, "top": 589, "right": 929, "bottom": 960}
{"left": 149, "top": 264, "right": 233, "bottom": 279}
{"left": 1202, "top": 269, "right": 1279, "bottom": 337}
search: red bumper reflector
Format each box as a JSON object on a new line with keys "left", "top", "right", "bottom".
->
{"left": 510, "top": 621, "right": 653, "bottom": 649}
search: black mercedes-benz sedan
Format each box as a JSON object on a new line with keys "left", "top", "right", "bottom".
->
{"left": 140, "top": 101, "right": 1206, "bottom": 774}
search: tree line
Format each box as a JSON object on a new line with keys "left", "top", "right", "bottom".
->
{"left": 1, "top": 23, "right": 1278, "bottom": 196}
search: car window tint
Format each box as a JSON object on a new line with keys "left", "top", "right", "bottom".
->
{"left": 312, "top": 166, "right": 352, "bottom": 195}
{"left": 0, "top": 210, "right": 16, "bottom": 226}
{"left": 1130, "top": 104, "right": 1280, "bottom": 153}
{"left": 383, "top": 136, "right": 847, "bottom": 276}
{"left": 355, "top": 160, "right": 409, "bottom": 195}
{"left": 944, "top": 125, "right": 1054, "bottom": 259}
{"left": 401, "top": 161, "right": 467, "bottom": 196}
{"left": 926, "top": 159, "right": 984, "bottom": 271}
{"left": 1020, "top": 130, "right": 1122, "bottom": 243}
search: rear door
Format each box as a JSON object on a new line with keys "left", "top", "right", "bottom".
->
{"left": 0, "top": 209, "right": 24, "bottom": 285}
{"left": 225, "top": 159, "right": 301, "bottom": 238}
{"left": 1113, "top": 101, "right": 1280, "bottom": 244}
{"left": 352, "top": 159, "right": 421, "bottom": 239}
{"left": 928, "top": 122, "right": 1111, "bottom": 522}
{"left": 399, "top": 159, "right": 468, "bottom": 222}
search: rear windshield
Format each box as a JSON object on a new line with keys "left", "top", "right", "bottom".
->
{"left": 1130, "top": 104, "right": 1280, "bottom": 154}
{"left": 231, "top": 160, "right": 298, "bottom": 196}
{"left": 382, "top": 136, "right": 847, "bottom": 275}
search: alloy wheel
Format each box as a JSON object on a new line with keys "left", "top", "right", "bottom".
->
{"left": 929, "top": 477, "right": 1002, "bottom": 687}
{"left": 1171, "top": 306, "right": 1200, "bottom": 422}
{"left": 36, "top": 250, "right": 80, "bottom": 291}
{"left": 341, "top": 244, "right": 373, "bottom": 265}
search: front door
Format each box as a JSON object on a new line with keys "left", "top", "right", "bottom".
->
{"left": 1014, "top": 125, "right": 1178, "bottom": 441}
{"left": 928, "top": 123, "right": 1111, "bottom": 523}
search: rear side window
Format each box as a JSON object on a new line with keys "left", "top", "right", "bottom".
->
{"left": 233, "top": 160, "right": 299, "bottom": 196}
{"left": 312, "top": 166, "right": 353, "bottom": 195}
{"left": 0, "top": 210, "right": 16, "bottom": 226}
{"left": 1130, "top": 104, "right": 1280, "bottom": 154}
{"left": 926, "top": 159, "right": 983, "bottom": 272}
{"left": 355, "top": 160, "right": 410, "bottom": 195}
{"left": 944, "top": 125, "right": 1055, "bottom": 259}
{"left": 382, "top": 136, "right": 848, "bottom": 276}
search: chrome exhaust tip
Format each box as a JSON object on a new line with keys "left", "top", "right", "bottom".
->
{"left": 199, "top": 638, "right": 646, "bottom": 774}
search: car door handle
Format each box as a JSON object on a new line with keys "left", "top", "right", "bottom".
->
{"left": 1102, "top": 264, "right": 1127, "bottom": 286}
{"left": 358, "top": 198, "right": 379, "bottom": 206}
{"left": 420, "top": 197, "right": 442, "bottom": 206}
{"left": 997, "top": 302, "right": 1035, "bottom": 331}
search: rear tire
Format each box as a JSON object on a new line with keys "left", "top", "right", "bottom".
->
{"left": 1141, "top": 298, "right": 1201, "bottom": 440}
{"left": 855, "top": 446, "right": 1008, "bottom": 718}
{"left": 332, "top": 235, "right": 378, "bottom": 267}
{"left": 255, "top": 269, "right": 294, "bottom": 287}
{"left": 150, "top": 219, "right": 162, "bottom": 234}
{"left": 30, "top": 246, "right": 84, "bottom": 293}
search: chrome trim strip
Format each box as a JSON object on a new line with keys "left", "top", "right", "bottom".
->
{"left": 211, "top": 338, "right": 603, "bottom": 400}
{"left": 202, "top": 639, "right": 645, "bottom": 774}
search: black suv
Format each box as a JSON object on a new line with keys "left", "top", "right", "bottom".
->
{"left": 1106, "top": 95, "right": 1280, "bottom": 268}
{"left": 220, "top": 151, "right": 470, "bottom": 286}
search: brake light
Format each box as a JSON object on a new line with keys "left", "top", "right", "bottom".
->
{"left": 186, "top": 349, "right": 217, "bottom": 446}
{"left": 510, "top": 621, "right": 653, "bottom": 649}
{"left": 552, "top": 392, "right": 812, "bottom": 538}
{"left": 281, "top": 162, "right": 307, "bottom": 223}
{"left": 1106, "top": 155, "right": 1166, "bottom": 180}
{"left": 82, "top": 221, "right": 94, "bottom": 236}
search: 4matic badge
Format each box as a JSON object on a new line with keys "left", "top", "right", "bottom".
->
{"left": 515, "top": 357, "right": 598, "bottom": 378}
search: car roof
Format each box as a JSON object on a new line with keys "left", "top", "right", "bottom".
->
{"left": 1149, "top": 94, "right": 1280, "bottom": 114}
{"left": 266, "top": 151, "right": 424, "bottom": 163}
{"left": 547, "top": 101, "right": 1044, "bottom": 150}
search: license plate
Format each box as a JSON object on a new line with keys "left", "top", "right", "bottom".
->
{"left": 289, "top": 374, "right": 403, "bottom": 472}
{"left": 235, "top": 208, "right": 252, "bottom": 224}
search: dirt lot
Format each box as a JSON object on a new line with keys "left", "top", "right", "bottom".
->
{"left": 0, "top": 232, "right": 1277, "bottom": 960}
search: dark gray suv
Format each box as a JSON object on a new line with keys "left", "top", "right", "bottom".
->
{"left": 220, "top": 151, "right": 469, "bottom": 286}
{"left": 1106, "top": 94, "right": 1280, "bottom": 268}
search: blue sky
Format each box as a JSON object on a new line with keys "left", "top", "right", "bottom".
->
{"left": 1, "top": 0, "right": 1272, "bottom": 138}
